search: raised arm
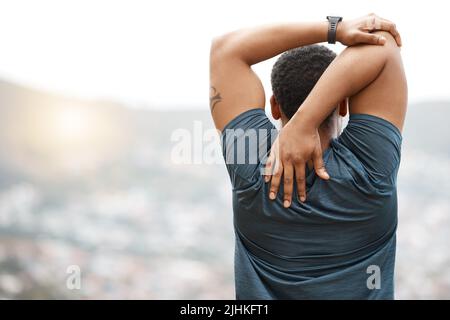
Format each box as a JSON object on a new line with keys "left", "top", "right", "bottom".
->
{"left": 210, "top": 22, "right": 328, "bottom": 131}
{"left": 265, "top": 28, "right": 407, "bottom": 207}
{"left": 289, "top": 30, "right": 407, "bottom": 131}
{"left": 209, "top": 14, "right": 402, "bottom": 131}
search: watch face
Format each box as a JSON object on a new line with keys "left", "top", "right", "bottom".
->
{"left": 327, "top": 16, "right": 343, "bottom": 22}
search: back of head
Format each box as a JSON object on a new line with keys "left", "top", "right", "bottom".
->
{"left": 271, "top": 45, "right": 336, "bottom": 120}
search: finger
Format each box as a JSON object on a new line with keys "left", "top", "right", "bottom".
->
{"left": 364, "top": 14, "right": 378, "bottom": 32}
{"left": 265, "top": 139, "right": 279, "bottom": 182}
{"left": 264, "top": 151, "right": 275, "bottom": 183}
{"left": 283, "top": 163, "right": 294, "bottom": 208}
{"left": 378, "top": 18, "right": 402, "bottom": 46}
{"left": 313, "top": 146, "right": 330, "bottom": 180}
{"left": 295, "top": 163, "right": 306, "bottom": 202}
{"left": 369, "top": 16, "right": 402, "bottom": 46}
{"left": 357, "top": 32, "right": 386, "bottom": 45}
{"left": 363, "top": 16, "right": 401, "bottom": 46}
{"left": 269, "top": 161, "right": 283, "bottom": 200}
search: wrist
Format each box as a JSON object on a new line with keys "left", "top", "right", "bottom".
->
{"left": 335, "top": 20, "right": 345, "bottom": 44}
{"left": 316, "top": 21, "right": 329, "bottom": 43}
{"left": 290, "top": 107, "right": 320, "bottom": 131}
{"left": 326, "top": 16, "right": 343, "bottom": 44}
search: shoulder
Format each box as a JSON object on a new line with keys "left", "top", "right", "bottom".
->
{"left": 221, "top": 108, "right": 278, "bottom": 189}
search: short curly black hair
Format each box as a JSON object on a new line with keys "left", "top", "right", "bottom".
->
{"left": 271, "top": 44, "right": 337, "bottom": 120}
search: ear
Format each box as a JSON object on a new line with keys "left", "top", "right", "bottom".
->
{"left": 338, "top": 98, "right": 348, "bottom": 117}
{"left": 270, "top": 95, "right": 282, "bottom": 120}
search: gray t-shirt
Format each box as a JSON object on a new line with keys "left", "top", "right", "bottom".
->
{"left": 221, "top": 109, "right": 402, "bottom": 299}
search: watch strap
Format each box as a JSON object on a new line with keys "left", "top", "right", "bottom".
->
{"left": 326, "top": 16, "right": 343, "bottom": 44}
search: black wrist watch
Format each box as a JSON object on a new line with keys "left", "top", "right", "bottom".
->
{"left": 326, "top": 16, "right": 343, "bottom": 44}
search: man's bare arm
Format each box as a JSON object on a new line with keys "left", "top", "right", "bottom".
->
{"left": 266, "top": 30, "right": 407, "bottom": 207}
{"left": 209, "top": 14, "right": 402, "bottom": 131}
{"left": 210, "top": 22, "right": 329, "bottom": 131}
{"left": 291, "top": 30, "right": 407, "bottom": 131}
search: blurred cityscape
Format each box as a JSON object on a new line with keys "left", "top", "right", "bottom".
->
{"left": 0, "top": 79, "right": 449, "bottom": 299}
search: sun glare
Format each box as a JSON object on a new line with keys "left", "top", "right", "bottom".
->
{"left": 54, "top": 106, "right": 92, "bottom": 143}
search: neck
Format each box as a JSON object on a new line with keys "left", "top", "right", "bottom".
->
{"left": 318, "top": 123, "right": 336, "bottom": 149}
{"left": 281, "top": 118, "right": 337, "bottom": 151}
{"left": 305, "top": 124, "right": 334, "bottom": 169}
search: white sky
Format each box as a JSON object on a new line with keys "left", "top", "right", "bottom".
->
{"left": 0, "top": 0, "right": 448, "bottom": 109}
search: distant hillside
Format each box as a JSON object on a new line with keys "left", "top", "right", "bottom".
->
{"left": 402, "top": 100, "right": 450, "bottom": 156}
{"left": 0, "top": 78, "right": 223, "bottom": 204}
{"left": 0, "top": 78, "right": 448, "bottom": 157}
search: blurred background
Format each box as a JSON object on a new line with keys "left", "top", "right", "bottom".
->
{"left": 0, "top": 0, "right": 449, "bottom": 299}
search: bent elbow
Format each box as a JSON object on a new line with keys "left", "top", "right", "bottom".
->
{"left": 210, "top": 31, "right": 243, "bottom": 65}
{"left": 210, "top": 34, "right": 232, "bottom": 63}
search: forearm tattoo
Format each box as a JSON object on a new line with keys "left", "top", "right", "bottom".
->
{"left": 209, "top": 86, "right": 222, "bottom": 112}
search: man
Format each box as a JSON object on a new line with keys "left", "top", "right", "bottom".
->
{"left": 209, "top": 14, "right": 407, "bottom": 299}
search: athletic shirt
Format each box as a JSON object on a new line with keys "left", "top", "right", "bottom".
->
{"left": 221, "top": 108, "right": 402, "bottom": 299}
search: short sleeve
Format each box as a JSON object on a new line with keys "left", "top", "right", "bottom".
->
{"left": 221, "top": 108, "right": 277, "bottom": 189}
{"left": 338, "top": 114, "right": 402, "bottom": 181}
